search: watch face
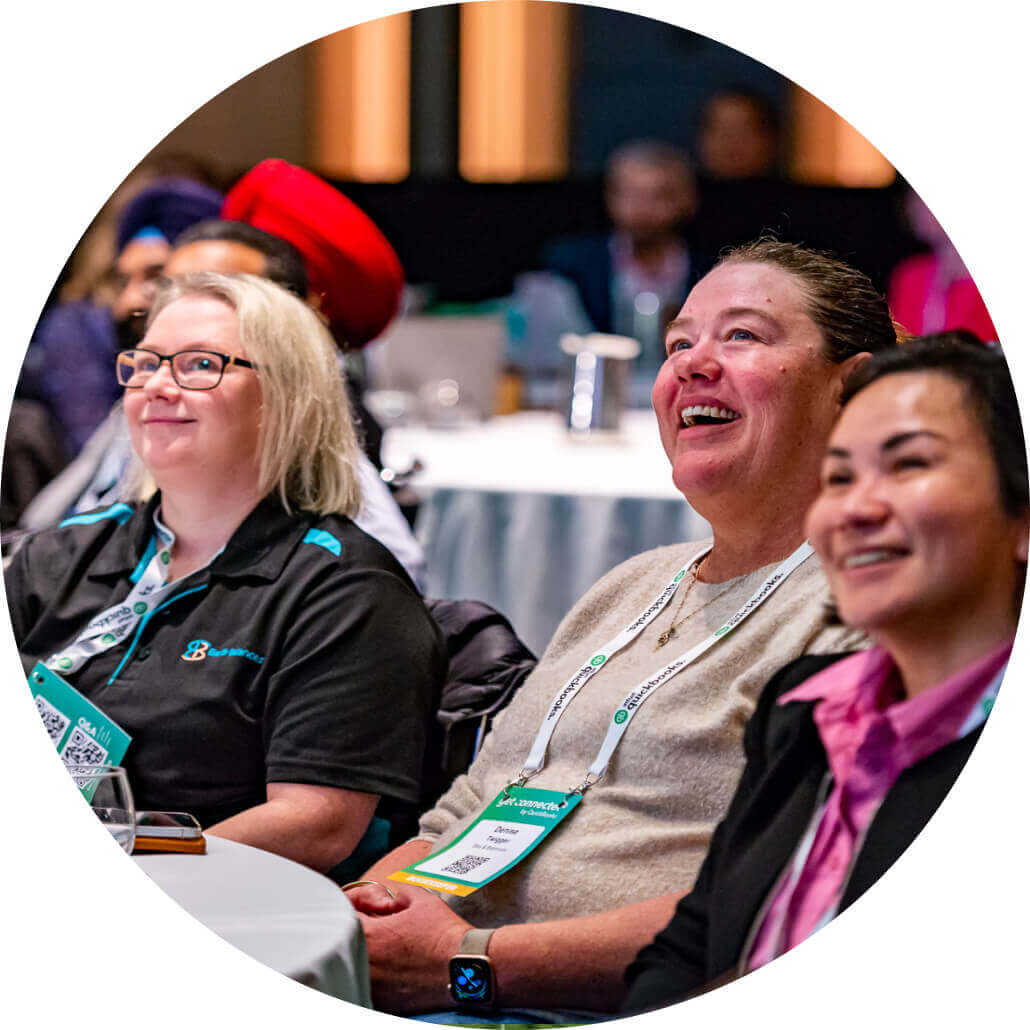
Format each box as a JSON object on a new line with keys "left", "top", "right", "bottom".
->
{"left": 449, "top": 956, "right": 494, "bottom": 1006}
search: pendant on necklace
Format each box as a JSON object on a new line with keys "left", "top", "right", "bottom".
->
{"left": 655, "top": 626, "right": 676, "bottom": 650}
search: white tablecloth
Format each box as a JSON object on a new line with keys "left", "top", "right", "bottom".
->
{"left": 384, "top": 411, "right": 710, "bottom": 654}
{"left": 135, "top": 837, "right": 370, "bottom": 1006}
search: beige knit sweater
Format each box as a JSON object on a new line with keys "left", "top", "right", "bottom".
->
{"left": 417, "top": 540, "right": 867, "bottom": 926}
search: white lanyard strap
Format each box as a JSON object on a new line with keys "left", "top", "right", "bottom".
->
{"left": 519, "top": 546, "right": 709, "bottom": 779}
{"left": 583, "top": 542, "right": 813, "bottom": 786}
{"left": 519, "top": 541, "right": 814, "bottom": 792}
{"left": 46, "top": 521, "right": 176, "bottom": 676}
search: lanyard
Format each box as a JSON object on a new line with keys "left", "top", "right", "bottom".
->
{"left": 46, "top": 530, "right": 174, "bottom": 675}
{"left": 516, "top": 541, "right": 814, "bottom": 795}
{"left": 44, "top": 510, "right": 199, "bottom": 676}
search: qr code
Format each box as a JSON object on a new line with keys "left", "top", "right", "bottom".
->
{"left": 59, "top": 726, "right": 109, "bottom": 766}
{"left": 34, "top": 695, "right": 70, "bottom": 745}
{"left": 441, "top": 854, "right": 492, "bottom": 876}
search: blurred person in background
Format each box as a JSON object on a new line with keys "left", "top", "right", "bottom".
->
{"left": 1, "top": 403, "right": 67, "bottom": 533}
{"left": 688, "top": 88, "right": 794, "bottom": 272}
{"left": 887, "top": 187, "right": 998, "bottom": 343}
{"left": 623, "top": 338, "right": 1025, "bottom": 1011}
{"left": 542, "top": 140, "right": 710, "bottom": 402}
{"left": 6, "top": 273, "right": 445, "bottom": 874}
{"left": 43, "top": 153, "right": 221, "bottom": 320}
{"left": 3, "top": 177, "right": 223, "bottom": 531}
{"left": 696, "top": 87, "right": 781, "bottom": 183}
{"left": 20, "top": 178, "right": 225, "bottom": 456}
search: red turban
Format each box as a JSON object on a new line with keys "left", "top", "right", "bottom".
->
{"left": 222, "top": 159, "right": 403, "bottom": 346}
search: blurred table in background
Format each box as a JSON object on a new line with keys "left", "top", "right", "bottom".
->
{"left": 383, "top": 411, "right": 710, "bottom": 655}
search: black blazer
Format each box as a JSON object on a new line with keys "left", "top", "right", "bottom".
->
{"left": 622, "top": 653, "right": 984, "bottom": 1014}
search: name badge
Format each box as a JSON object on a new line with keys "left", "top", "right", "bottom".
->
{"left": 389, "top": 786, "right": 582, "bottom": 896}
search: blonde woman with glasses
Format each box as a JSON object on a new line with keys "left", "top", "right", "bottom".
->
{"left": 6, "top": 273, "right": 445, "bottom": 875}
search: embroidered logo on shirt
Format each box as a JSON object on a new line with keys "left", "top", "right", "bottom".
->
{"left": 181, "top": 639, "right": 265, "bottom": 665}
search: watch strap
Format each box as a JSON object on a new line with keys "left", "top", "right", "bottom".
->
{"left": 457, "top": 927, "right": 495, "bottom": 957}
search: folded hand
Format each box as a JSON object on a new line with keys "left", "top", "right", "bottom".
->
{"left": 357, "top": 885, "right": 472, "bottom": 1014}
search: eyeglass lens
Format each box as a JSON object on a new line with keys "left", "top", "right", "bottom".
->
{"left": 117, "top": 350, "right": 226, "bottom": 390}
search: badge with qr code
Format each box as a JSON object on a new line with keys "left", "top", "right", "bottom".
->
{"left": 29, "top": 662, "right": 131, "bottom": 796}
{"left": 389, "top": 785, "right": 583, "bottom": 896}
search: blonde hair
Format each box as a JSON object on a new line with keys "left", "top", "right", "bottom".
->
{"left": 135, "top": 272, "right": 362, "bottom": 516}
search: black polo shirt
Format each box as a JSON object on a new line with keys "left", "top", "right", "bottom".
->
{"left": 5, "top": 495, "right": 445, "bottom": 827}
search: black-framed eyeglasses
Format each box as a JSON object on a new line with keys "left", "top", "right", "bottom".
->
{"left": 116, "top": 348, "right": 258, "bottom": 391}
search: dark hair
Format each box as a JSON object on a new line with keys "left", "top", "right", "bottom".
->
{"left": 841, "top": 337, "right": 1028, "bottom": 517}
{"left": 716, "top": 239, "right": 898, "bottom": 363}
{"left": 171, "top": 219, "right": 309, "bottom": 298}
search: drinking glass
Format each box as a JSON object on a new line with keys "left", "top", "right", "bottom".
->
{"left": 68, "top": 765, "right": 136, "bottom": 854}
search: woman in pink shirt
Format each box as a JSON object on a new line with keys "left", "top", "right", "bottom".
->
{"left": 623, "top": 336, "right": 1028, "bottom": 1013}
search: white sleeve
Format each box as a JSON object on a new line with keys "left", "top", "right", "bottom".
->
{"left": 352, "top": 451, "right": 428, "bottom": 592}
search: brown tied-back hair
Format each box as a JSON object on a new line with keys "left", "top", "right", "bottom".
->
{"left": 716, "top": 238, "right": 901, "bottom": 362}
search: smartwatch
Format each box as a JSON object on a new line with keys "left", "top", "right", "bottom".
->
{"left": 448, "top": 928, "right": 497, "bottom": 1008}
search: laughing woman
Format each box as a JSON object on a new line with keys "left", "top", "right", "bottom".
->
{"left": 623, "top": 338, "right": 1028, "bottom": 1012}
{"left": 5, "top": 273, "right": 446, "bottom": 874}
{"left": 350, "top": 240, "right": 897, "bottom": 1019}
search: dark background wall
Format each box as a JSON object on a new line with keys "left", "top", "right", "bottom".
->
{"left": 79, "top": 5, "right": 919, "bottom": 311}
{"left": 569, "top": 7, "right": 787, "bottom": 173}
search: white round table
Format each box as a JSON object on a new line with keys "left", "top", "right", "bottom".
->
{"left": 135, "top": 837, "right": 370, "bottom": 1005}
{"left": 384, "top": 410, "right": 710, "bottom": 654}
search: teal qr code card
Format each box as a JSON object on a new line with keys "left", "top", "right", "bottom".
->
{"left": 29, "top": 661, "right": 131, "bottom": 780}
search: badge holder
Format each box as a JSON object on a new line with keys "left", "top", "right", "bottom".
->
{"left": 389, "top": 780, "right": 593, "bottom": 897}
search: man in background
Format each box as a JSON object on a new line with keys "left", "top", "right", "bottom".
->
{"left": 23, "top": 178, "right": 225, "bottom": 456}
{"left": 541, "top": 140, "right": 707, "bottom": 402}
{"left": 696, "top": 87, "right": 781, "bottom": 183}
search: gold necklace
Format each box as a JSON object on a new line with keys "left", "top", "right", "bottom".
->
{"left": 654, "top": 557, "right": 738, "bottom": 650}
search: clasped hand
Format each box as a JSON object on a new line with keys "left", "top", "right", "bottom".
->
{"left": 350, "top": 883, "right": 473, "bottom": 1014}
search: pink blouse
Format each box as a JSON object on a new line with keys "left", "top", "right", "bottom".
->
{"left": 746, "top": 639, "right": 1010, "bottom": 970}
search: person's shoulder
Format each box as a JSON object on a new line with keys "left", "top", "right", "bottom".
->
{"left": 776, "top": 548, "right": 837, "bottom": 602}
{"left": 33, "top": 300, "right": 114, "bottom": 346}
{"left": 296, "top": 511, "right": 422, "bottom": 590}
{"left": 541, "top": 233, "right": 610, "bottom": 269}
{"left": 6, "top": 500, "right": 142, "bottom": 576}
{"left": 784, "top": 551, "right": 871, "bottom": 653}
{"left": 763, "top": 652, "right": 854, "bottom": 703}
{"left": 577, "top": 539, "right": 711, "bottom": 600}
{"left": 41, "top": 500, "right": 139, "bottom": 543}
{"left": 747, "top": 652, "right": 855, "bottom": 756}
{"left": 297, "top": 511, "right": 393, "bottom": 562}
